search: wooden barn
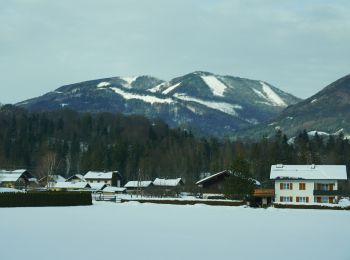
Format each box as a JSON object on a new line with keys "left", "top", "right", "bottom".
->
{"left": 0, "top": 169, "right": 38, "bottom": 190}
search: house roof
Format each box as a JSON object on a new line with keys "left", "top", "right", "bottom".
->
{"left": 196, "top": 170, "right": 230, "bottom": 185}
{"left": 103, "top": 186, "right": 126, "bottom": 193}
{"left": 66, "top": 174, "right": 85, "bottom": 182}
{"left": 51, "top": 182, "right": 91, "bottom": 189}
{"left": 0, "top": 169, "right": 33, "bottom": 183}
{"left": 84, "top": 171, "right": 117, "bottom": 180}
{"left": 0, "top": 187, "right": 23, "bottom": 193}
{"left": 270, "top": 164, "right": 348, "bottom": 180}
{"left": 39, "top": 175, "right": 66, "bottom": 183}
{"left": 89, "top": 183, "right": 107, "bottom": 191}
{"left": 124, "top": 181, "right": 153, "bottom": 188}
{"left": 153, "top": 178, "right": 183, "bottom": 187}
{"left": 196, "top": 170, "right": 260, "bottom": 186}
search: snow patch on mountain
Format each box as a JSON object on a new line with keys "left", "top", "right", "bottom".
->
{"left": 201, "top": 76, "right": 227, "bottom": 97}
{"left": 174, "top": 93, "right": 241, "bottom": 116}
{"left": 148, "top": 82, "right": 165, "bottom": 93}
{"left": 111, "top": 87, "right": 173, "bottom": 104}
{"left": 97, "top": 82, "right": 111, "bottom": 88}
{"left": 162, "top": 82, "right": 181, "bottom": 95}
{"left": 259, "top": 82, "right": 287, "bottom": 107}
{"left": 122, "top": 76, "right": 138, "bottom": 85}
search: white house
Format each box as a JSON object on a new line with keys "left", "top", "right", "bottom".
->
{"left": 270, "top": 164, "right": 347, "bottom": 204}
{"left": 84, "top": 171, "right": 122, "bottom": 187}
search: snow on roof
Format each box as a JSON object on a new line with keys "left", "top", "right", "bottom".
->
{"left": 84, "top": 171, "right": 115, "bottom": 180}
{"left": 173, "top": 93, "right": 242, "bottom": 116}
{"left": 153, "top": 178, "right": 183, "bottom": 187}
{"left": 124, "top": 181, "right": 153, "bottom": 188}
{"left": 52, "top": 175, "right": 66, "bottom": 182}
{"left": 89, "top": 183, "right": 107, "bottom": 191}
{"left": 0, "top": 187, "right": 23, "bottom": 193}
{"left": 52, "top": 182, "right": 91, "bottom": 189}
{"left": 66, "top": 174, "right": 86, "bottom": 182}
{"left": 270, "top": 165, "right": 348, "bottom": 180}
{"left": 196, "top": 170, "right": 230, "bottom": 185}
{"left": 103, "top": 186, "right": 126, "bottom": 193}
{"left": 201, "top": 75, "right": 227, "bottom": 97}
{"left": 0, "top": 169, "right": 30, "bottom": 183}
{"left": 196, "top": 170, "right": 261, "bottom": 186}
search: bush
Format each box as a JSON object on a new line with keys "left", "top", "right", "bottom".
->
{"left": 0, "top": 191, "right": 92, "bottom": 207}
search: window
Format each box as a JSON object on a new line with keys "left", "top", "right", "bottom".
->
{"left": 296, "top": 197, "right": 309, "bottom": 203}
{"left": 280, "top": 196, "right": 293, "bottom": 202}
{"left": 299, "top": 183, "right": 306, "bottom": 190}
{"left": 280, "top": 183, "right": 293, "bottom": 190}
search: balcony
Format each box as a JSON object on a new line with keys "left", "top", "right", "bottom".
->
{"left": 313, "top": 189, "right": 343, "bottom": 196}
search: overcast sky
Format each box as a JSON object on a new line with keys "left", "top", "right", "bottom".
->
{"left": 1, "top": 0, "right": 350, "bottom": 103}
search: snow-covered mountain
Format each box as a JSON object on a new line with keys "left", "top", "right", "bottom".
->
{"left": 237, "top": 74, "right": 350, "bottom": 139}
{"left": 17, "top": 71, "right": 300, "bottom": 137}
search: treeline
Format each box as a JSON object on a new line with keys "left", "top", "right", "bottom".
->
{"left": 0, "top": 105, "right": 349, "bottom": 185}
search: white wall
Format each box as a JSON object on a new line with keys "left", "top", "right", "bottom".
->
{"left": 274, "top": 180, "right": 338, "bottom": 203}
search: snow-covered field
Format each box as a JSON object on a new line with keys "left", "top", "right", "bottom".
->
{"left": 1, "top": 202, "right": 350, "bottom": 260}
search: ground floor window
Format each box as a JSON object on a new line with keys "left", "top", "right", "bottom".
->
{"left": 315, "top": 196, "right": 336, "bottom": 203}
{"left": 280, "top": 196, "right": 293, "bottom": 202}
{"left": 296, "top": 197, "right": 309, "bottom": 203}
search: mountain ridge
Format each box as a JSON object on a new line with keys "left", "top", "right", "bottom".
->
{"left": 17, "top": 71, "right": 301, "bottom": 137}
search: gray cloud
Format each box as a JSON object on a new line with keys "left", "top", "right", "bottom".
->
{"left": 1, "top": 0, "right": 350, "bottom": 103}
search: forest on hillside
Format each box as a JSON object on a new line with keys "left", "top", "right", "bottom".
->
{"left": 0, "top": 105, "right": 349, "bottom": 187}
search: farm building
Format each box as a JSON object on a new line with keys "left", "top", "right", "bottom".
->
{"left": 39, "top": 175, "right": 66, "bottom": 187}
{"left": 196, "top": 170, "right": 261, "bottom": 199}
{"left": 270, "top": 164, "right": 348, "bottom": 204}
{"left": 84, "top": 171, "right": 122, "bottom": 187}
{"left": 0, "top": 169, "right": 38, "bottom": 190}
{"left": 124, "top": 181, "right": 154, "bottom": 194}
{"left": 153, "top": 178, "right": 184, "bottom": 197}
{"left": 49, "top": 182, "right": 91, "bottom": 191}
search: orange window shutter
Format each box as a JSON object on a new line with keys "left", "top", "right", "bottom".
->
{"left": 296, "top": 197, "right": 299, "bottom": 202}
{"left": 290, "top": 183, "right": 293, "bottom": 190}
{"left": 290, "top": 196, "right": 293, "bottom": 202}
{"left": 306, "top": 197, "right": 309, "bottom": 203}
{"left": 330, "top": 184, "right": 334, "bottom": 191}
{"left": 280, "top": 183, "right": 283, "bottom": 190}
{"left": 280, "top": 196, "right": 283, "bottom": 202}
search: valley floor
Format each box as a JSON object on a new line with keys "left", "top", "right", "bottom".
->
{"left": 1, "top": 202, "right": 350, "bottom": 260}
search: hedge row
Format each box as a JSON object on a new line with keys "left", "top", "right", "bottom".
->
{"left": 0, "top": 191, "right": 92, "bottom": 207}
{"left": 273, "top": 203, "right": 350, "bottom": 210}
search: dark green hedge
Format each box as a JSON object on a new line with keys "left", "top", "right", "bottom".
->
{"left": 0, "top": 191, "right": 92, "bottom": 207}
{"left": 274, "top": 203, "right": 350, "bottom": 210}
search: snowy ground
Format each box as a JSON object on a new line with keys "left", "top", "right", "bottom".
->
{"left": 1, "top": 202, "right": 350, "bottom": 260}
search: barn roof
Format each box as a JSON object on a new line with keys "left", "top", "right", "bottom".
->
{"left": 84, "top": 171, "right": 117, "bottom": 180}
{"left": 270, "top": 165, "right": 347, "bottom": 180}
{"left": 0, "top": 169, "right": 33, "bottom": 183}
{"left": 196, "top": 170, "right": 261, "bottom": 186}
{"left": 153, "top": 178, "right": 183, "bottom": 187}
{"left": 89, "top": 183, "right": 107, "bottom": 191}
{"left": 124, "top": 181, "right": 153, "bottom": 188}
{"left": 66, "top": 174, "right": 85, "bottom": 182}
{"left": 52, "top": 182, "right": 91, "bottom": 189}
{"left": 196, "top": 170, "right": 229, "bottom": 185}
